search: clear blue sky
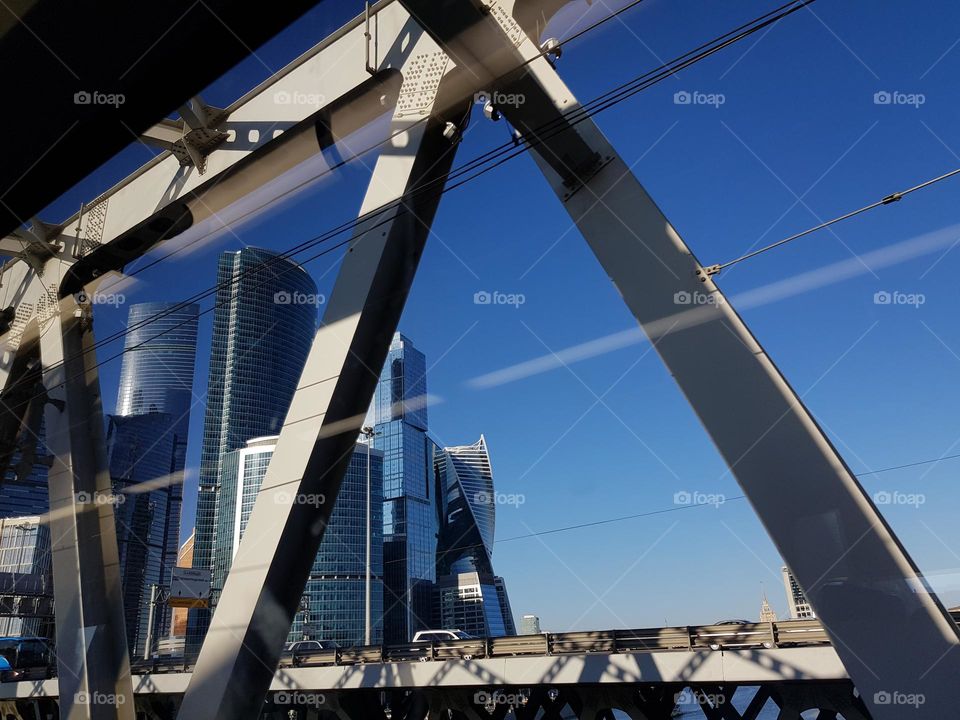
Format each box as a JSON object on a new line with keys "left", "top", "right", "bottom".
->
{"left": 40, "top": 0, "right": 960, "bottom": 631}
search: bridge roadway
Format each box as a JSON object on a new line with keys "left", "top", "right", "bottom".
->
{"left": 0, "top": 622, "right": 876, "bottom": 719}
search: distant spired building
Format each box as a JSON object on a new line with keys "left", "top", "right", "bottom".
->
{"left": 371, "top": 333, "right": 442, "bottom": 644}
{"left": 213, "top": 437, "right": 384, "bottom": 646}
{"left": 433, "top": 436, "right": 516, "bottom": 637}
{"left": 760, "top": 592, "right": 778, "bottom": 623}
{"left": 188, "top": 248, "right": 318, "bottom": 651}
{"left": 782, "top": 566, "right": 816, "bottom": 619}
{"left": 107, "top": 301, "right": 199, "bottom": 657}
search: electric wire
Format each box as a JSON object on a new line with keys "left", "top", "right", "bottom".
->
{"left": 4, "top": 1, "right": 823, "bottom": 409}
{"left": 714, "top": 166, "right": 960, "bottom": 272}
{"left": 37, "top": 0, "right": 815, "bottom": 394}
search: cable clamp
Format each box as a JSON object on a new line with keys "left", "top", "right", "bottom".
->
{"left": 881, "top": 192, "right": 903, "bottom": 205}
{"left": 696, "top": 264, "right": 721, "bottom": 281}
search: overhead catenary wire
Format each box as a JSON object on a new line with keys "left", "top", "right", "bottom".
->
{"left": 713, "top": 166, "right": 960, "bottom": 273}
{"left": 7, "top": 1, "right": 821, "bottom": 405}
{"left": 377, "top": 451, "right": 960, "bottom": 563}
{"left": 33, "top": 0, "right": 815, "bottom": 400}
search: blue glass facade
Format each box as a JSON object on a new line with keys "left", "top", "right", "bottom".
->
{"left": 109, "top": 301, "right": 199, "bottom": 656}
{"left": 189, "top": 248, "right": 317, "bottom": 650}
{"left": 214, "top": 438, "right": 384, "bottom": 646}
{"left": 433, "top": 437, "right": 516, "bottom": 637}
{"left": 0, "top": 515, "right": 52, "bottom": 638}
{"left": 372, "top": 334, "right": 440, "bottom": 644}
{"left": 107, "top": 413, "right": 179, "bottom": 655}
{"left": 0, "top": 427, "right": 49, "bottom": 519}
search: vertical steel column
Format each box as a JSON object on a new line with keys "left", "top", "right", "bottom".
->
{"left": 177, "top": 87, "right": 469, "bottom": 720}
{"left": 401, "top": 2, "right": 960, "bottom": 717}
{"left": 39, "top": 291, "right": 134, "bottom": 720}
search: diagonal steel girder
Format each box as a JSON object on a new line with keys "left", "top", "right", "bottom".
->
{"left": 401, "top": 1, "right": 960, "bottom": 717}
{"left": 175, "top": 45, "right": 472, "bottom": 720}
{"left": 0, "top": 255, "right": 136, "bottom": 719}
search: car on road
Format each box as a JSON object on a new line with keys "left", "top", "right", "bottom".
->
{"left": 412, "top": 630, "right": 473, "bottom": 643}
{"left": 283, "top": 639, "right": 340, "bottom": 665}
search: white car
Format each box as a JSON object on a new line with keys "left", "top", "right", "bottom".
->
{"left": 412, "top": 630, "right": 473, "bottom": 643}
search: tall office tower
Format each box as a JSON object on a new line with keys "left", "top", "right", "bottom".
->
{"left": 188, "top": 248, "right": 318, "bottom": 650}
{"left": 0, "top": 427, "right": 49, "bottom": 520}
{"left": 213, "top": 437, "right": 384, "bottom": 646}
{"left": 782, "top": 566, "right": 816, "bottom": 619}
{"left": 108, "top": 301, "right": 199, "bottom": 656}
{"left": 107, "top": 413, "right": 177, "bottom": 656}
{"left": 519, "top": 614, "right": 541, "bottom": 635}
{"left": 433, "top": 437, "right": 516, "bottom": 637}
{"left": 371, "top": 333, "right": 440, "bottom": 644}
{"left": 0, "top": 515, "right": 53, "bottom": 639}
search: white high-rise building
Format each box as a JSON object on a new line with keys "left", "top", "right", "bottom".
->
{"left": 782, "top": 566, "right": 815, "bottom": 619}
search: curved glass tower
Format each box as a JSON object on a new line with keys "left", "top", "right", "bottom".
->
{"left": 435, "top": 436, "right": 495, "bottom": 576}
{"left": 116, "top": 301, "right": 200, "bottom": 469}
{"left": 434, "top": 436, "right": 516, "bottom": 637}
{"left": 189, "top": 247, "right": 318, "bottom": 650}
{"left": 109, "top": 301, "right": 199, "bottom": 656}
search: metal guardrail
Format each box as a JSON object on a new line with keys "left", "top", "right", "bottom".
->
{"left": 127, "top": 619, "right": 836, "bottom": 676}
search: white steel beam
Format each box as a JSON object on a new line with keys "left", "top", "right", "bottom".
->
{"left": 175, "top": 34, "right": 472, "bottom": 720}
{"left": 401, "top": 2, "right": 960, "bottom": 718}
{"left": 37, "top": 273, "right": 135, "bottom": 720}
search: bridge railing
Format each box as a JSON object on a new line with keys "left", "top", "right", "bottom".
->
{"left": 123, "top": 619, "right": 836, "bottom": 676}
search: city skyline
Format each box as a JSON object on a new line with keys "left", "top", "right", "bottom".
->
{"left": 26, "top": 0, "right": 960, "bottom": 635}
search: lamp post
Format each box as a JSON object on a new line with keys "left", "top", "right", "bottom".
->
{"left": 361, "top": 426, "right": 376, "bottom": 645}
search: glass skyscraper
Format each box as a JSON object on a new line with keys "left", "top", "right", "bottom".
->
{"left": 107, "top": 413, "right": 178, "bottom": 656}
{"left": 108, "top": 301, "right": 199, "bottom": 656}
{"left": 189, "top": 247, "right": 317, "bottom": 650}
{"left": 0, "top": 515, "right": 52, "bottom": 639}
{"left": 213, "top": 437, "right": 384, "bottom": 646}
{"left": 434, "top": 437, "right": 516, "bottom": 637}
{"left": 372, "top": 333, "right": 441, "bottom": 644}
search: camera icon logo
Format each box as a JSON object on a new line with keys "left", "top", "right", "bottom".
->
{"left": 674, "top": 90, "right": 692, "bottom": 105}
{"left": 873, "top": 91, "right": 892, "bottom": 105}
{"left": 474, "top": 290, "right": 492, "bottom": 305}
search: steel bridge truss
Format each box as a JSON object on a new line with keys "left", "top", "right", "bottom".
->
{"left": 0, "top": 1, "right": 957, "bottom": 719}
